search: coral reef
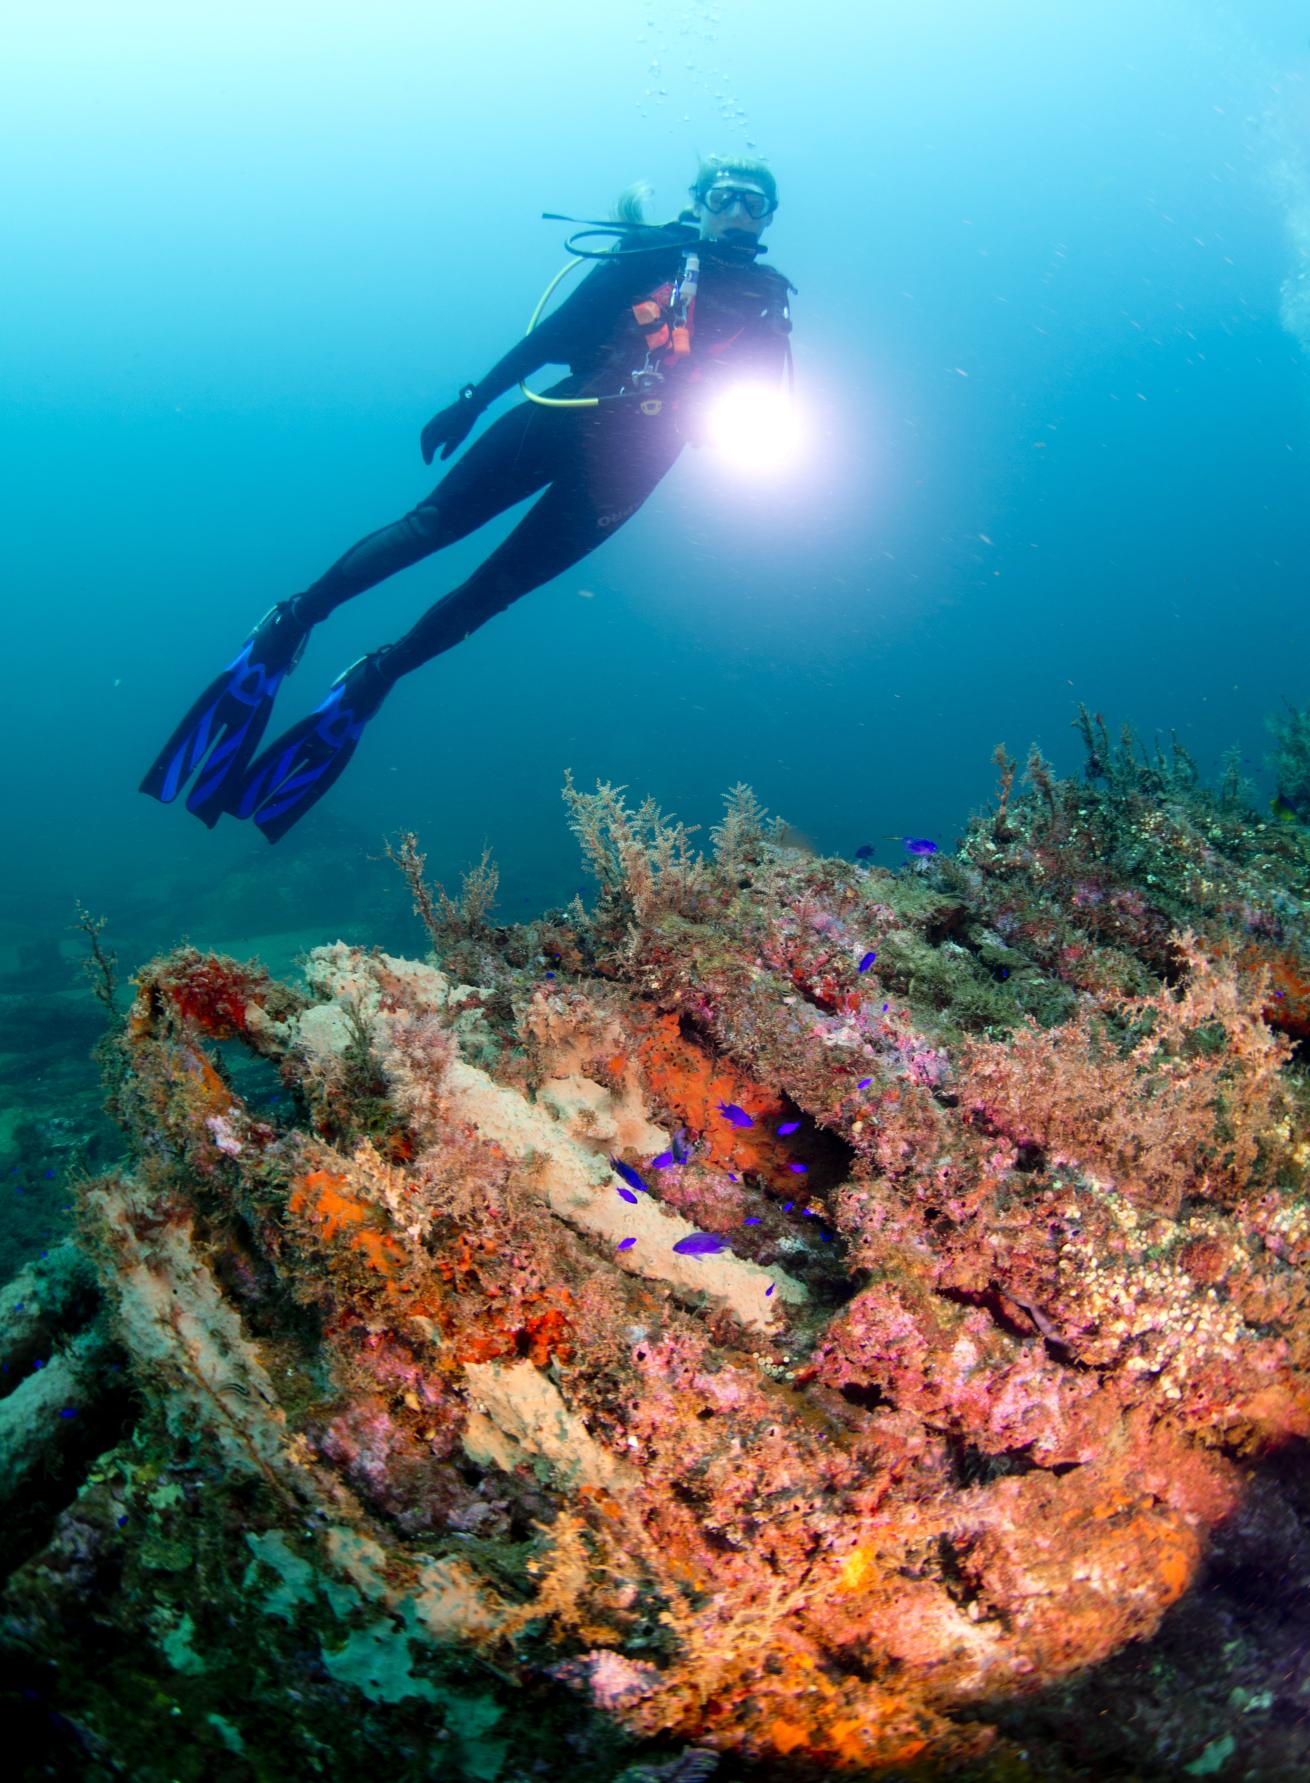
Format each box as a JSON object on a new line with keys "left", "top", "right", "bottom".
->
{"left": 5, "top": 729, "right": 1310, "bottom": 1779}
{"left": 1269, "top": 701, "right": 1310, "bottom": 824}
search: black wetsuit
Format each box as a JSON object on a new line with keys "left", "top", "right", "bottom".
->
{"left": 294, "top": 222, "right": 795, "bottom": 683}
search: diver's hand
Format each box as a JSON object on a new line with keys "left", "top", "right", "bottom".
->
{"left": 420, "top": 385, "right": 483, "bottom": 465}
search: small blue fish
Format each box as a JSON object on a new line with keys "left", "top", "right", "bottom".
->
{"left": 616, "top": 1236, "right": 636, "bottom": 1250}
{"left": 903, "top": 837, "right": 938, "bottom": 856}
{"left": 788, "top": 1162, "right": 808, "bottom": 1174}
{"left": 651, "top": 1126, "right": 694, "bottom": 1169}
{"left": 854, "top": 843, "right": 875, "bottom": 860}
{"left": 610, "top": 1157, "right": 648, "bottom": 1194}
{"left": 672, "top": 1231, "right": 729, "bottom": 1256}
{"left": 777, "top": 1119, "right": 800, "bottom": 1136}
{"left": 857, "top": 1077, "right": 872, "bottom": 1088}
{"left": 858, "top": 951, "right": 877, "bottom": 972}
{"left": 743, "top": 1216, "right": 761, "bottom": 1226}
{"left": 616, "top": 1186, "right": 639, "bottom": 1205}
{"left": 766, "top": 1282, "right": 776, "bottom": 1296}
{"left": 717, "top": 1101, "right": 754, "bottom": 1128}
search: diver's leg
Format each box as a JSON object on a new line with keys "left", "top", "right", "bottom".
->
{"left": 293, "top": 401, "right": 561, "bottom": 624}
{"left": 141, "top": 403, "right": 558, "bottom": 825}
{"left": 379, "top": 426, "right": 685, "bottom": 679}
{"left": 236, "top": 421, "right": 684, "bottom": 843}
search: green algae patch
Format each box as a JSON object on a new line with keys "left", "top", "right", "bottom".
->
{"left": 321, "top": 1617, "right": 439, "bottom": 1702}
{"left": 158, "top": 1609, "right": 206, "bottom": 1676}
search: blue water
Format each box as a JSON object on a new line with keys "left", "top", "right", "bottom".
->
{"left": 3, "top": 0, "right": 1308, "bottom": 952}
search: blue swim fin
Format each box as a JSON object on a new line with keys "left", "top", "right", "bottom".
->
{"left": 140, "top": 600, "right": 311, "bottom": 827}
{"left": 234, "top": 651, "right": 392, "bottom": 844}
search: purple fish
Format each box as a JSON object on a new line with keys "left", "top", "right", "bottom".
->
{"left": 777, "top": 1119, "right": 800, "bottom": 1136}
{"left": 610, "top": 1157, "right": 648, "bottom": 1194}
{"left": 766, "top": 1282, "right": 776, "bottom": 1296}
{"left": 858, "top": 951, "right": 877, "bottom": 972}
{"left": 717, "top": 1101, "right": 754, "bottom": 1128}
{"left": 904, "top": 837, "right": 938, "bottom": 856}
{"left": 788, "top": 1162, "right": 808, "bottom": 1174}
{"left": 672, "top": 1231, "right": 729, "bottom": 1256}
{"left": 857, "top": 1077, "right": 872, "bottom": 1089}
{"left": 650, "top": 1151, "right": 676, "bottom": 1169}
{"left": 616, "top": 1186, "right": 639, "bottom": 1205}
{"left": 616, "top": 1236, "right": 636, "bottom": 1250}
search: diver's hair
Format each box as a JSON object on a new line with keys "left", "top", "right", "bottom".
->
{"left": 690, "top": 153, "right": 778, "bottom": 209}
{"left": 612, "top": 158, "right": 779, "bottom": 228}
{"left": 611, "top": 180, "right": 654, "bottom": 226}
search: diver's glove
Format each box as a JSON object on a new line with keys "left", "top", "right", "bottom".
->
{"left": 420, "top": 384, "right": 484, "bottom": 465}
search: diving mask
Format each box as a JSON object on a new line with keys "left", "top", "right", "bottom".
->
{"left": 701, "top": 184, "right": 775, "bottom": 220}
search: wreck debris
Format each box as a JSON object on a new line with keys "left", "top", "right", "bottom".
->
{"left": 5, "top": 750, "right": 1310, "bottom": 1778}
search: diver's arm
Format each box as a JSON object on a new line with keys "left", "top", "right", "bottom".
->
{"left": 420, "top": 259, "right": 636, "bottom": 462}
{"left": 740, "top": 329, "right": 791, "bottom": 384}
{"left": 745, "top": 279, "right": 795, "bottom": 384}
{"left": 421, "top": 236, "right": 685, "bottom": 462}
{"left": 464, "top": 229, "right": 695, "bottom": 405}
{"left": 483, "top": 255, "right": 660, "bottom": 406}
{"left": 460, "top": 329, "right": 567, "bottom": 410}
{"left": 460, "top": 251, "right": 660, "bottom": 408}
{"left": 678, "top": 287, "right": 794, "bottom": 450}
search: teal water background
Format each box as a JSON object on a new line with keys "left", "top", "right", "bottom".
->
{"left": 2, "top": 0, "right": 1309, "bottom": 1252}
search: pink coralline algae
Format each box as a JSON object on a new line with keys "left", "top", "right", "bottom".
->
{"left": 9, "top": 750, "right": 1310, "bottom": 1781}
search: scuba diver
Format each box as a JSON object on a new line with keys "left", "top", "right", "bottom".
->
{"left": 141, "top": 155, "right": 796, "bottom": 842}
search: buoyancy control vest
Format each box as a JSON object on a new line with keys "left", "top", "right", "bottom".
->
{"left": 613, "top": 248, "right": 795, "bottom": 417}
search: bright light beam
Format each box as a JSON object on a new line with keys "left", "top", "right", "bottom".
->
{"left": 705, "top": 380, "right": 804, "bottom": 473}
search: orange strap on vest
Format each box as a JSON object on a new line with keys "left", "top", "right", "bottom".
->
{"left": 631, "top": 281, "right": 693, "bottom": 358}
